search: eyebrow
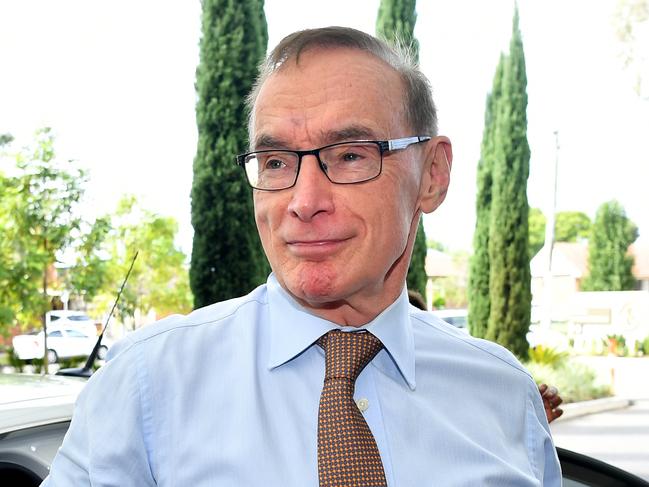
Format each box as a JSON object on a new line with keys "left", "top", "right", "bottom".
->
{"left": 253, "top": 134, "right": 291, "bottom": 150}
{"left": 253, "top": 124, "right": 379, "bottom": 151}
{"left": 321, "top": 125, "right": 378, "bottom": 145}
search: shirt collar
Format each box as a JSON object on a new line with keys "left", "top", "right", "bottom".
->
{"left": 267, "top": 274, "right": 416, "bottom": 390}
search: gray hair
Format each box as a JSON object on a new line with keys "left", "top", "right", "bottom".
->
{"left": 246, "top": 26, "right": 437, "bottom": 146}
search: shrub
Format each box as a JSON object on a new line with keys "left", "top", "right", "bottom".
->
{"left": 528, "top": 345, "right": 569, "bottom": 368}
{"left": 639, "top": 336, "right": 649, "bottom": 356}
{"left": 604, "top": 334, "right": 628, "bottom": 356}
{"left": 5, "top": 347, "right": 25, "bottom": 372}
{"left": 525, "top": 361, "right": 611, "bottom": 403}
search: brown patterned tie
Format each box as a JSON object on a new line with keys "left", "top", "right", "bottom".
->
{"left": 317, "top": 330, "right": 387, "bottom": 487}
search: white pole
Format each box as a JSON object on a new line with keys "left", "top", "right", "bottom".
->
{"left": 541, "top": 131, "right": 560, "bottom": 330}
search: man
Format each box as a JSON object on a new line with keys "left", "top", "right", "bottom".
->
{"left": 43, "top": 27, "right": 561, "bottom": 485}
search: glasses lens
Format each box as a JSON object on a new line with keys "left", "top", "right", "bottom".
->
{"left": 320, "top": 142, "right": 381, "bottom": 183}
{"left": 244, "top": 151, "right": 299, "bottom": 190}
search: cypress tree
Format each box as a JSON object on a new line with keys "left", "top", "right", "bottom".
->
{"left": 468, "top": 54, "right": 505, "bottom": 338}
{"left": 190, "top": 0, "right": 269, "bottom": 308}
{"left": 376, "top": 0, "right": 419, "bottom": 59}
{"left": 582, "top": 200, "right": 638, "bottom": 291}
{"left": 408, "top": 222, "right": 428, "bottom": 298}
{"left": 485, "top": 8, "right": 532, "bottom": 359}
{"left": 376, "top": 0, "right": 427, "bottom": 298}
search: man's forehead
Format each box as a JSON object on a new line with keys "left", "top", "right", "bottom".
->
{"left": 253, "top": 125, "right": 380, "bottom": 150}
{"left": 254, "top": 46, "right": 402, "bottom": 105}
{"left": 280, "top": 44, "right": 391, "bottom": 73}
{"left": 250, "top": 48, "right": 406, "bottom": 148}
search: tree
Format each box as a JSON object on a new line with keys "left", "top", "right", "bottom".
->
{"left": 408, "top": 223, "right": 428, "bottom": 297}
{"left": 376, "top": 0, "right": 419, "bottom": 59}
{"left": 0, "top": 134, "right": 17, "bottom": 328}
{"left": 555, "top": 211, "right": 591, "bottom": 242}
{"left": 80, "top": 196, "right": 193, "bottom": 328}
{"left": 528, "top": 207, "right": 546, "bottom": 259}
{"left": 0, "top": 133, "right": 13, "bottom": 147}
{"left": 426, "top": 238, "right": 445, "bottom": 251}
{"left": 376, "top": 0, "right": 428, "bottom": 297}
{"left": 485, "top": 8, "right": 532, "bottom": 359}
{"left": 528, "top": 209, "right": 591, "bottom": 260}
{"left": 582, "top": 200, "right": 638, "bottom": 291}
{"left": 2, "top": 128, "right": 86, "bottom": 372}
{"left": 613, "top": 0, "right": 649, "bottom": 99}
{"left": 190, "top": 0, "right": 269, "bottom": 308}
{"left": 468, "top": 54, "right": 505, "bottom": 338}
{"left": 68, "top": 216, "right": 112, "bottom": 303}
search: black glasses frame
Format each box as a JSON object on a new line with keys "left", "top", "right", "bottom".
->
{"left": 235, "top": 136, "right": 431, "bottom": 191}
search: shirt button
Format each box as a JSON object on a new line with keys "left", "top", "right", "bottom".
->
{"left": 356, "top": 398, "right": 370, "bottom": 412}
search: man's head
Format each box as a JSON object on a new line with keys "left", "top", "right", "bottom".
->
{"left": 246, "top": 26, "right": 438, "bottom": 145}
{"left": 244, "top": 27, "right": 452, "bottom": 325}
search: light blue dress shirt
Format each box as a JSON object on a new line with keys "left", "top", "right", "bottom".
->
{"left": 43, "top": 274, "right": 561, "bottom": 486}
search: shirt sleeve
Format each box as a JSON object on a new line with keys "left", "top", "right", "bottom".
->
{"left": 41, "top": 340, "right": 157, "bottom": 487}
{"left": 525, "top": 379, "right": 562, "bottom": 486}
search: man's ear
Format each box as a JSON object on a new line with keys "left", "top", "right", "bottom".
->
{"left": 419, "top": 136, "right": 452, "bottom": 214}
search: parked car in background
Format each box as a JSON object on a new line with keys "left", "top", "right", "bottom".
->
{"left": 44, "top": 310, "right": 97, "bottom": 331}
{"left": 433, "top": 308, "right": 469, "bottom": 331}
{"left": 12, "top": 311, "right": 109, "bottom": 364}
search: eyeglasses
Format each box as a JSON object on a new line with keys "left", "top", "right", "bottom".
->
{"left": 235, "top": 136, "right": 431, "bottom": 191}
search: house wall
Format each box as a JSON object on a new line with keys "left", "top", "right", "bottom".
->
{"left": 568, "top": 291, "right": 649, "bottom": 353}
{"left": 531, "top": 275, "right": 580, "bottom": 323}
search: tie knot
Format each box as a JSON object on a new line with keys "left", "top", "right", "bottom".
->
{"left": 318, "top": 330, "right": 383, "bottom": 382}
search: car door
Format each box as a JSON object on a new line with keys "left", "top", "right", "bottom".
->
{"left": 46, "top": 330, "right": 66, "bottom": 358}
{"left": 64, "top": 329, "right": 93, "bottom": 357}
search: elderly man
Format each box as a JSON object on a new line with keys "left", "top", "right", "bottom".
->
{"left": 43, "top": 27, "right": 561, "bottom": 486}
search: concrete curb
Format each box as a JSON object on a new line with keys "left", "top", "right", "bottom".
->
{"left": 555, "top": 396, "right": 632, "bottom": 422}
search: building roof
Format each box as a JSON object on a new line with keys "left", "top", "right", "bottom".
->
{"left": 630, "top": 241, "right": 649, "bottom": 279}
{"left": 531, "top": 241, "right": 588, "bottom": 278}
{"left": 531, "top": 241, "right": 649, "bottom": 280}
{"left": 425, "top": 249, "right": 460, "bottom": 278}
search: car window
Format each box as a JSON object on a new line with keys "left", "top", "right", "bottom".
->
{"left": 65, "top": 329, "right": 87, "bottom": 338}
{"left": 448, "top": 316, "right": 467, "bottom": 328}
{"left": 68, "top": 315, "right": 91, "bottom": 321}
{"left": 48, "top": 330, "right": 63, "bottom": 337}
{"left": 49, "top": 315, "right": 60, "bottom": 321}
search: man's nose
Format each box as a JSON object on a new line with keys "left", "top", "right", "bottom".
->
{"left": 287, "top": 155, "right": 334, "bottom": 221}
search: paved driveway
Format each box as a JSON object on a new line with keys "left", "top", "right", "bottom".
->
{"left": 551, "top": 399, "right": 649, "bottom": 481}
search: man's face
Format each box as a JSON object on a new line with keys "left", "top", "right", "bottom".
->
{"left": 252, "top": 48, "right": 445, "bottom": 320}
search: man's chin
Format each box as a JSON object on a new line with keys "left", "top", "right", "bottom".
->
{"left": 284, "top": 265, "right": 342, "bottom": 305}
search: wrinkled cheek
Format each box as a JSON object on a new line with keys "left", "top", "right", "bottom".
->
{"left": 253, "top": 203, "right": 274, "bottom": 262}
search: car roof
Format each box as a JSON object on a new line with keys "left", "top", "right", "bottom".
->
{"left": 0, "top": 373, "right": 86, "bottom": 433}
{"left": 432, "top": 308, "right": 468, "bottom": 318}
{"left": 47, "top": 310, "right": 91, "bottom": 318}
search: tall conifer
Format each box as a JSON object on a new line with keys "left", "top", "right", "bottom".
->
{"left": 376, "top": 0, "right": 428, "bottom": 298}
{"left": 582, "top": 200, "right": 638, "bottom": 291}
{"left": 190, "top": 0, "right": 269, "bottom": 307}
{"left": 485, "top": 8, "right": 532, "bottom": 358}
{"left": 468, "top": 55, "right": 505, "bottom": 338}
{"left": 376, "top": 0, "right": 419, "bottom": 59}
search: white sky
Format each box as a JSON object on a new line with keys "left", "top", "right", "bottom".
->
{"left": 1, "top": 0, "right": 647, "bottom": 254}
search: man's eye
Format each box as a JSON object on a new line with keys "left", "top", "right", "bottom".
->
{"left": 340, "top": 151, "right": 363, "bottom": 162}
{"left": 265, "top": 158, "right": 287, "bottom": 170}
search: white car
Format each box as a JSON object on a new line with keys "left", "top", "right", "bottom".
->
{"left": 12, "top": 317, "right": 108, "bottom": 364}
{"left": 433, "top": 308, "right": 469, "bottom": 331}
{"left": 44, "top": 310, "right": 96, "bottom": 329}
{"left": 0, "top": 373, "right": 86, "bottom": 485}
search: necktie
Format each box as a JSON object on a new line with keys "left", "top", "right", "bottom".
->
{"left": 317, "top": 330, "right": 387, "bottom": 487}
